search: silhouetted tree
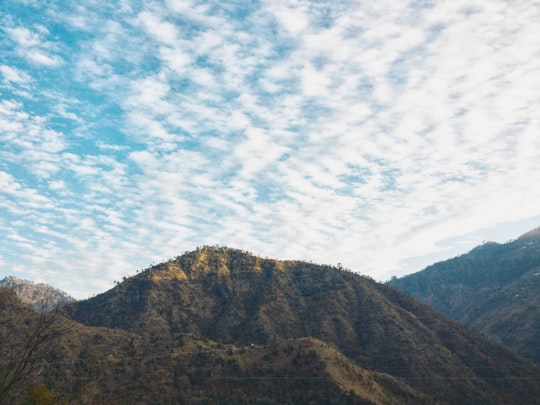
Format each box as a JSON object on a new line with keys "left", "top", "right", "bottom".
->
{"left": 0, "top": 292, "right": 63, "bottom": 403}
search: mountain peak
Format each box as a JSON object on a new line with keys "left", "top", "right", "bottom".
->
{"left": 0, "top": 276, "right": 76, "bottom": 312}
{"left": 146, "top": 246, "right": 284, "bottom": 282}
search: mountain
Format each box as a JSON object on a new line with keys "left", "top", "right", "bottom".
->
{"left": 0, "top": 276, "right": 76, "bottom": 312}
{"left": 388, "top": 227, "right": 540, "bottom": 364}
{"left": 59, "top": 246, "right": 540, "bottom": 404}
{"left": 1, "top": 287, "right": 423, "bottom": 404}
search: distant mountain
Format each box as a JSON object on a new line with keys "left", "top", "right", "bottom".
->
{"left": 388, "top": 227, "right": 540, "bottom": 364}
{"left": 0, "top": 276, "right": 76, "bottom": 312}
{"left": 59, "top": 246, "right": 540, "bottom": 404}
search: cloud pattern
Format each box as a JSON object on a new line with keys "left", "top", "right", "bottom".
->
{"left": 1, "top": 0, "right": 539, "bottom": 297}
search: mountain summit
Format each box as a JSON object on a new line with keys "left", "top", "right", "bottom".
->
{"left": 60, "top": 246, "right": 540, "bottom": 404}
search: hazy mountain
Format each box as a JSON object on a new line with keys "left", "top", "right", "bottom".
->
{"left": 59, "top": 246, "right": 540, "bottom": 404}
{"left": 0, "top": 276, "right": 76, "bottom": 312}
{"left": 388, "top": 227, "right": 540, "bottom": 364}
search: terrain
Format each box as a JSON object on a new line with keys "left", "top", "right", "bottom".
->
{"left": 388, "top": 227, "right": 540, "bottom": 364}
{"left": 1, "top": 287, "right": 420, "bottom": 404}
{"left": 57, "top": 246, "right": 540, "bottom": 404}
{"left": 0, "top": 276, "right": 76, "bottom": 312}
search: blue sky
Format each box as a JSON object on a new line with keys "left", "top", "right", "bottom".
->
{"left": 1, "top": 0, "right": 539, "bottom": 298}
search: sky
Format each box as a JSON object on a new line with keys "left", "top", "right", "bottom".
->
{"left": 1, "top": 0, "right": 539, "bottom": 299}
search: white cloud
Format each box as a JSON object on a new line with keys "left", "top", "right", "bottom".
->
{"left": 0, "top": 171, "right": 52, "bottom": 210}
{"left": 0, "top": 65, "right": 32, "bottom": 84}
{"left": 0, "top": 99, "right": 68, "bottom": 178}
{"left": 136, "top": 11, "right": 180, "bottom": 46}
{"left": 5, "top": 25, "right": 63, "bottom": 66}
{"left": 26, "top": 50, "right": 62, "bottom": 66}
{"left": 6, "top": 27, "right": 41, "bottom": 47}
{"left": 300, "top": 63, "right": 331, "bottom": 97}
{"left": 159, "top": 46, "right": 191, "bottom": 73}
{"left": 268, "top": 3, "right": 310, "bottom": 35}
{"left": 1, "top": 0, "right": 539, "bottom": 297}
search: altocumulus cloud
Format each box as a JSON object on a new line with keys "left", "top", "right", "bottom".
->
{"left": 0, "top": 0, "right": 539, "bottom": 298}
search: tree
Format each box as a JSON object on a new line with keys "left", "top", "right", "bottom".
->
{"left": 0, "top": 289, "right": 64, "bottom": 403}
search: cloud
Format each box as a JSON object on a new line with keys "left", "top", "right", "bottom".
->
{"left": 267, "top": 2, "right": 310, "bottom": 35}
{"left": 5, "top": 25, "right": 63, "bottom": 66}
{"left": 0, "top": 171, "right": 52, "bottom": 211}
{"left": 0, "top": 0, "right": 539, "bottom": 297}
{"left": 5, "top": 26, "right": 41, "bottom": 47}
{"left": 0, "top": 99, "right": 67, "bottom": 179}
{"left": 136, "top": 11, "right": 181, "bottom": 46}
{"left": 0, "top": 65, "right": 32, "bottom": 84}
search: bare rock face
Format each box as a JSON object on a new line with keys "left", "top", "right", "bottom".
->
{"left": 0, "top": 276, "right": 76, "bottom": 312}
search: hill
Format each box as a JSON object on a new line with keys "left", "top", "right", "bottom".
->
{"left": 59, "top": 246, "right": 540, "bottom": 404}
{"left": 1, "top": 287, "right": 423, "bottom": 404}
{"left": 388, "top": 227, "right": 540, "bottom": 364}
{"left": 0, "top": 276, "right": 76, "bottom": 312}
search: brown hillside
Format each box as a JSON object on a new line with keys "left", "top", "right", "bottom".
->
{"left": 3, "top": 287, "right": 422, "bottom": 404}
{"left": 60, "top": 246, "right": 540, "bottom": 404}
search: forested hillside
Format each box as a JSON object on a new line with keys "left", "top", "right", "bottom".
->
{"left": 58, "top": 246, "right": 540, "bottom": 404}
{"left": 388, "top": 227, "right": 540, "bottom": 364}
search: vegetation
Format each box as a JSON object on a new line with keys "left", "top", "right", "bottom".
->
{"left": 57, "top": 246, "right": 540, "bottom": 404}
{"left": 0, "top": 290, "right": 63, "bottom": 403}
{"left": 388, "top": 227, "right": 540, "bottom": 364}
{"left": 3, "top": 245, "right": 540, "bottom": 403}
{"left": 0, "top": 288, "right": 385, "bottom": 404}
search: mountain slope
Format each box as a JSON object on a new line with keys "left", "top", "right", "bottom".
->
{"left": 0, "top": 276, "right": 76, "bottom": 312}
{"left": 388, "top": 227, "right": 540, "bottom": 364}
{"left": 60, "top": 246, "right": 540, "bottom": 404}
{"left": 1, "top": 288, "right": 422, "bottom": 404}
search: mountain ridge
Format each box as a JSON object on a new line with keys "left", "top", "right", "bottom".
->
{"left": 0, "top": 276, "right": 76, "bottom": 312}
{"left": 388, "top": 226, "right": 540, "bottom": 364}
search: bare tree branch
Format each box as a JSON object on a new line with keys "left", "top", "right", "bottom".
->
{"left": 0, "top": 290, "right": 67, "bottom": 403}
